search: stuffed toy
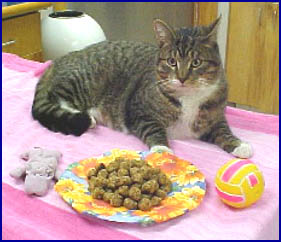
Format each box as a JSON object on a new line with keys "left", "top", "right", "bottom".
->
{"left": 9, "top": 147, "right": 63, "bottom": 196}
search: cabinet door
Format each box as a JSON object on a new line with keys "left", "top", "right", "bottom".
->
{"left": 2, "top": 12, "right": 43, "bottom": 62}
{"left": 226, "top": 3, "right": 279, "bottom": 114}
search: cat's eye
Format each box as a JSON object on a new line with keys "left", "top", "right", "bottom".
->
{"left": 191, "top": 59, "right": 202, "bottom": 68}
{"left": 167, "top": 57, "right": 177, "bottom": 66}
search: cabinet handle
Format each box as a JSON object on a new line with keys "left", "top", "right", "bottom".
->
{"left": 258, "top": 7, "right": 263, "bottom": 26}
{"left": 2, "top": 40, "right": 16, "bottom": 47}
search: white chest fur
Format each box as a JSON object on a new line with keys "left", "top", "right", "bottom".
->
{"left": 167, "top": 85, "right": 218, "bottom": 140}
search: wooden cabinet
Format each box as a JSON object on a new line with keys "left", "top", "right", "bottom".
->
{"left": 2, "top": 2, "right": 66, "bottom": 62}
{"left": 193, "top": 2, "right": 217, "bottom": 25}
{"left": 2, "top": 12, "right": 43, "bottom": 62}
{"left": 226, "top": 2, "right": 279, "bottom": 114}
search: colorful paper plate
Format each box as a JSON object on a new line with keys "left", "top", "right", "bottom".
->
{"left": 55, "top": 149, "right": 206, "bottom": 225}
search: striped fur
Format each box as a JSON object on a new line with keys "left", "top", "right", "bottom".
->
{"left": 31, "top": 18, "right": 252, "bottom": 157}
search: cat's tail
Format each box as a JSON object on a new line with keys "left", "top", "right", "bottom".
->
{"left": 32, "top": 92, "right": 91, "bottom": 136}
{"left": 31, "top": 71, "right": 91, "bottom": 136}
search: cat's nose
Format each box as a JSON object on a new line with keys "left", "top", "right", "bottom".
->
{"left": 177, "top": 67, "right": 191, "bottom": 84}
{"left": 178, "top": 77, "right": 186, "bottom": 84}
{"left": 177, "top": 72, "right": 188, "bottom": 83}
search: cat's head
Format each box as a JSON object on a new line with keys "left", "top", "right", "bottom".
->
{"left": 153, "top": 17, "right": 222, "bottom": 93}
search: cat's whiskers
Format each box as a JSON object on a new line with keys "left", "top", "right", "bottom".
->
{"left": 150, "top": 79, "right": 177, "bottom": 94}
{"left": 152, "top": 79, "right": 170, "bottom": 89}
{"left": 197, "top": 78, "right": 210, "bottom": 86}
{"left": 156, "top": 79, "right": 170, "bottom": 86}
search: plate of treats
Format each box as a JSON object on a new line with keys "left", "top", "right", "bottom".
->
{"left": 55, "top": 149, "right": 206, "bottom": 225}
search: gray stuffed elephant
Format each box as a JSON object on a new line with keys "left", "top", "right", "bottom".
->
{"left": 9, "top": 147, "right": 62, "bottom": 196}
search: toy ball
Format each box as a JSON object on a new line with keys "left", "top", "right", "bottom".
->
{"left": 215, "top": 158, "right": 265, "bottom": 208}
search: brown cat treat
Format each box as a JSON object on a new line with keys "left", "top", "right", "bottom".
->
{"left": 87, "top": 157, "right": 172, "bottom": 211}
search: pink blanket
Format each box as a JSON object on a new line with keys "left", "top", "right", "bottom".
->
{"left": 2, "top": 53, "right": 279, "bottom": 240}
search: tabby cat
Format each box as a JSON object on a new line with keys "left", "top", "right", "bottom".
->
{"left": 32, "top": 17, "right": 252, "bottom": 158}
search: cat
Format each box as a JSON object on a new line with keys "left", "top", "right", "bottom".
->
{"left": 32, "top": 17, "right": 253, "bottom": 158}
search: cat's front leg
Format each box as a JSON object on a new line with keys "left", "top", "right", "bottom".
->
{"left": 126, "top": 116, "right": 173, "bottom": 154}
{"left": 200, "top": 118, "right": 253, "bottom": 158}
{"left": 141, "top": 124, "right": 173, "bottom": 154}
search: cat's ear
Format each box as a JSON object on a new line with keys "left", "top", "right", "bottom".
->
{"left": 153, "top": 19, "right": 176, "bottom": 47}
{"left": 204, "top": 15, "right": 221, "bottom": 42}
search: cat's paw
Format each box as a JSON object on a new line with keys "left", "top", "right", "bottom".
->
{"left": 89, "top": 116, "right": 96, "bottom": 129}
{"left": 150, "top": 145, "right": 174, "bottom": 154}
{"left": 231, "top": 142, "right": 253, "bottom": 158}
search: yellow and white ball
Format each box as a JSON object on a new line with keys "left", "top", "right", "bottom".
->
{"left": 215, "top": 158, "right": 265, "bottom": 208}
